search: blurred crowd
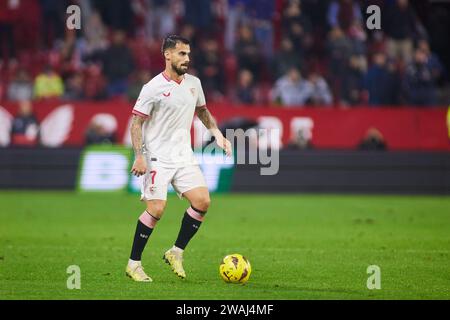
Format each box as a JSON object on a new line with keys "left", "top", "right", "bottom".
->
{"left": 0, "top": 0, "right": 449, "bottom": 107}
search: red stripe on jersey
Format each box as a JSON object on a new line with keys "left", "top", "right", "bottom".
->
{"left": 132, "top": 109, "right": 149, "bottom": 118}
{"left": 162, "top": 71, "right": 183, "bottom": 84}
{"left": 196, "top": 105, "right": 206, "bottom": 109}
{"left": 162, "top": 71, "right": 171, "bottom": 82}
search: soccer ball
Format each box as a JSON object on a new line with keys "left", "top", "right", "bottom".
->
{"left": 219, "top": 254, "right": 252, "bottom": 284}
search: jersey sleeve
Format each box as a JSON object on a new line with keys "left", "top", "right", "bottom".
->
{"left": 196, "top": 79, "right": 206, "bottom": 107}
{"left": 132, "top": 84, "right": 155, "bottom": 118}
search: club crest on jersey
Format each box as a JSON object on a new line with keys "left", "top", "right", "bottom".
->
{"left": 190, "top": 88, "right": 196, "bottom": 96}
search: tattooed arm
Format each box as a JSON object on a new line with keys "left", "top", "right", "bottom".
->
{"left": 130, "top": 114, "right": 147, "bottom": 176}
{"left": 196, "top": 106, "right": 232, "bottom": 156}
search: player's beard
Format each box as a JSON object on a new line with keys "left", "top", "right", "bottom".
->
{"left": 172, "top": 62, "right": 188, "bottom": 76}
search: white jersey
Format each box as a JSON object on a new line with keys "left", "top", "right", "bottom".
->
{"left": 132, "top": 72, "right": 206, "bottom": 168}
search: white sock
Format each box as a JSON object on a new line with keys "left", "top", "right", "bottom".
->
{"left": 172, "top": 245, "right": 184, "bottom": 255}
{"left": 128, "top": 259, "right": 141, "bottom": 265}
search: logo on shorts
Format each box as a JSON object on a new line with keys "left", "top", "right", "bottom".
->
{"left": 149, "top": 186, "right": 156, "bottom": 193}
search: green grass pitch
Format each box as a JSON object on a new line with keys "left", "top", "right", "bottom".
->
{"left": 0, "top": 191, "right": 449, "bottom": 300}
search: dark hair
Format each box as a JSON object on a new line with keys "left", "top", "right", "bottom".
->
{"left": 161, "top": 35, "right": 190, "bottom": 55}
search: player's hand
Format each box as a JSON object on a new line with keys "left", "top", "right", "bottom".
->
{"left": 215, "top": 134, "right": 232, "bottom": 157}
{"left": 131, "top": 155, "right": 147, "bottom": 177}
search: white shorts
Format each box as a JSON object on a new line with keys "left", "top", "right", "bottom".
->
{"left": 140, "top": 163, "right": 207, "bottom": 201}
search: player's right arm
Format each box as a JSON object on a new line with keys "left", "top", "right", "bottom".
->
{"left": 130, "top": 83, "right": 155, "bottom": 177}
{"left": 130, "top": 115, "right": 147, "bottom": 177}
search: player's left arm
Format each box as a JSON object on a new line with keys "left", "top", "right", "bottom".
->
{"left": 196, "top": 106, "right": 232, "bottom": 156}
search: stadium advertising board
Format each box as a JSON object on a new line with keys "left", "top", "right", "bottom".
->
{"left": 77, "top": 145, "right": 234, "bottom": 193}
{"left": 1, "top": 101, "right": 449, "bottom": 151}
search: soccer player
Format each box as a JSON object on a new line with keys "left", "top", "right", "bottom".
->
{"left": 126, "top": 35, "right": 232, "bottom": 282}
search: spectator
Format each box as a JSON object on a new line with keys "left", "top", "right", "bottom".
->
{"left": 33, "top": 65, "right": 65, "bottom": 99}
{"left": 327, "top": 0, "right": 363, "bottom": 32}
{"left": 358, "top": 127, "right": 387, "bottom": 151}
{"left": 101, "top": 30, "right": 135, "bottom": 96}
{"left": 93, "top": 0, "right": 133, "bottom": 34}
{"left": 40, "top": 0, "right": 69, "bottom": 48}
{"left": 195, "top": 38, "right": 225, "bottom": 98}
{"left": 364, "top": 52, "right": 400, "bottom": 106}
{"left": 10, "top": 100, "right": 39, "bottom": 146}
{"left": 12, "top": 0, "right": 41, "bottom": 53}
{"left": 127, "top": 70, "right": 152, "bottom": 102}
{"left": 179, "top": 24, "right": 199, "bottom": 51}
{"left": 235, "top": 25, "right": 263, "bottom": 81}
{"left": 143, "top": 0, "right": 176, "bottom": 41}
{"left": 301, "top": 0, "right": 330, "bottom": 27}
{"left": 183, "top": 0, "right": 213, "bottom": 30}
{"left": 0, "top": 0, "right": 20, "bottom": 64}
{"left": 271, "top": 68, "right": 313, "bottom": 107}
{"left": 248, "top": 0, "right": 276, "bottom": 59}
{"left": 282, "top": 0, "right": 313, "bottom": 57}
{"left": 85, "top": 114, "right": 117, "bottom": 145}
{"left": 85, "top": 123, "right": 116, "bottom": 145}
{"left": 86, "top": 123, "right": 115, "bottom": 145}
{"left": 225, "top": 0, "right": 249, "bottom": 52}
{"left": 7, "top": 69, "right": 33, "bottom": 102}
{"left": 272, "top": 37, "right": 303, "bottom": 79}
{"left": 403, "top": 48, "right": 438, "bottom": 106}
{"left": 63, "top": 72, "right": 86, "bottom": 101}
{"left": 368, "top": 30, "right": 387, "bottom": 55}
{"left": 383, "top": 0, "right": 417, "bottom": 63}
{"left": 0, "top": 0, "right": 447, "bottom": 108}
{"left": 327, "top": 26, "right": 353, "bottom": 60}
{"left": 417, "top": 39, "right": 445, "bottom": 84}
{"left": 308, "top": 72, "right": 333, "bottom": 106}
{"left": 285, "top": 127, "right": 314, "bottom": 150}
{"left": 84, "top": 64, "right": 107, "bottom": 100}
{"left": 340, "top": 54, "right": 366, "bottom": 105}
{"left": 79, "top": 11, "right": 109, "bottom": 61}
{"left": 327, "top": 27, "right": 353, "bottom": 96}
{"left": 348, "top": 20, "right": 367, "bottom": 56}
{"left": 234, "top": 69, "right": 256, "bottom": 104}
{"left": 57, "top": 29, "right": 82, "bottom": 80}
